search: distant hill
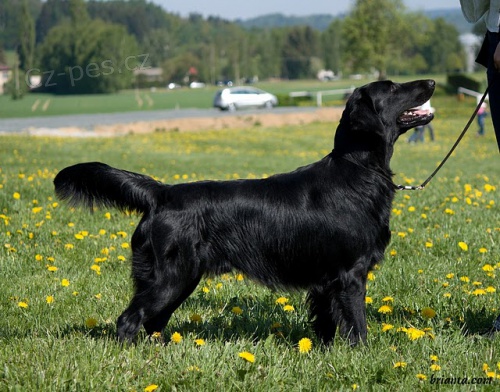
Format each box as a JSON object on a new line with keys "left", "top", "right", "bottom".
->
{"left": 235, "top": 13, "right": 343, "bottom": 31}
{"left": 236, "top": 8, "right": 473, "bottom": 34}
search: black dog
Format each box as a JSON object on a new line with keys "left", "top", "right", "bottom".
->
{"left": 54, "top": 79, "right": 435, "bottom": 346}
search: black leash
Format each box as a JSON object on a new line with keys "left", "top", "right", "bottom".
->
{"left": 398, "top": 86, "right": 490, "bottom": 191}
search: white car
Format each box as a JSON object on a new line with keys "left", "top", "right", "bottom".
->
{"left": 213, "top": 86, "right": 278, "bottom": 111}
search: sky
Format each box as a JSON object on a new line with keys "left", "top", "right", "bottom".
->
{"left": 150, "top": 0, "right": 460, "bottom": 20}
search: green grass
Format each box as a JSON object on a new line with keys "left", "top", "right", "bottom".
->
{"left": 0, "top": 74, "right": 457, "bottom": 119}
{"left": 0, "top": 93, "right": 499, "bottom": 391}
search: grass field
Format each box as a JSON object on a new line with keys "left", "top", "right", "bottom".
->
{"left": 0, "top": 74, "right": 454, "bottom": 119}
{"left": 0, "top": 92, "right": 499, "bottom": 391}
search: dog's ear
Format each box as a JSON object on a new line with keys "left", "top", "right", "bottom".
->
{"left": 347, "top": 87, "right": 385, "bottom": 136}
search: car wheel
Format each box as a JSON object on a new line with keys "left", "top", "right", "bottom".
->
{"left": 264, "top": 100, "right": 274, "bottom": 109}
{"left": 228, "top": 103, "right": 237, "bottom": 112}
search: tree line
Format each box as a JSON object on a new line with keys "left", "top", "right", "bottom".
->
{"left": 0, "top": 0, "right": 467, "bottom": 95}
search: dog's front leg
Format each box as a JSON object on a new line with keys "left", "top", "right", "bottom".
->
{"left": 335, "top": 266, "right": 368, "bottom": 346}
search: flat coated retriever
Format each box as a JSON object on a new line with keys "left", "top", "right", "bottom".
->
{"left": 54, "top": 79, "right": 435, "bottom": 346}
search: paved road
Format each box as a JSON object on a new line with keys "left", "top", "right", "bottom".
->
{"left": 0, "top": 107, "right": 318, "bottom": 134}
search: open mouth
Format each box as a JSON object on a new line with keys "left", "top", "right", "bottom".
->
{"left": 398, "top": 107, "right": 434, "bottom": 127}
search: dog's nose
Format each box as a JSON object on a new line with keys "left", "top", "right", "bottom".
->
{"left": 426, "top": 80, "right": 436, "bottom": 88}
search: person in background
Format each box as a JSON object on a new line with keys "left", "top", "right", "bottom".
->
{"left": 460, "top": 0, "right": 500, "bottom": 333}
{"left": 477, "top": 101, "right": 488, "bottom": 136}
{"left": 408, "top": 100, "right": 435, "bottom": 143}
{"left": 460, "top": 0, "right": 500, "bottom": 151}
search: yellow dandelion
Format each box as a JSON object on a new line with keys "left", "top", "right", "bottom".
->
{"left": 298, "top": 337, "right": 312, "bottom": 353}
{"left": 65, "top": 243, "right": 74, "bottom": 250}
{"left": 367, "top": 271, "right": 375, "bottom": 281}
{"left": 90, "top": 264, "right": 101, "bottom": 275}
{"left": 121, "top": 243, "right": 129, "bottom": 249}
{"left": 381, "top": 323, "right": 394, "bottom": 332}
{"left": 194, "top": 338, "right": 206, "bottom": 346}
{"left": 171, "top": 332, "right": 183, "bottom": 343}
{"left": 190, "top": 313, "right": 202, "bottom": 323}
{"left": 486, "top": 286, "right": 496, "bottom": 293}
{"left": 458, "top": 242, "right": 468, "bottom": 251}
{"left": 18, "top": 301, "right": 28, "bottom": 309}
{"left": 472, "top": 289, "right": 486, "bottom": 296}
{"left": 283, "top": 305, "right": 295, "bottom": 312}
{"left": 430, "top": 355, "right": 439, "bottom": 362}
{"left": 416, "top": 373, "right": 427, "bottom": 381}
{"left": 408, "top": 206, "right": 416, "bottom": 212}
{"left": 430, "top": 364, "right": 441, "bottom": 371}
{"left": 445, "top": 208, "right": 455, "bottom": 215}
{"left": 74, "top": 234, "right": 84, "bottom": 240}
{"left": 13, "top": 192, "right": 21, "bottom": 200}
{"left": 406, "top": 327, "right": 425, "bottom": 340}
{"left": 482, "top": 264, "right": 494, "bottom": 272}
{"left": 446, "top": 273, "right": 455, "bottom": 279}
{"left": 378, "top": 305, "right": 393, "bottom": 314}
{"left": 460, "top": 276, "right": 470, "bottom": 283}
{"left": 421, "top": 307, "right": 436, "bottom": 319}
{"left": 479, "top": 248, "right": 488, "bottom": 254}
{"left": 144, "top": 385, "right": 158, "bottom": 392}
{"left": 61, "top": 279, "right": 70, "bottom": 287}
{"left": 238, "top": 351, "right": 255, "bottom": 363}
{"left": 47, "top": 265, "right": 58, "bottom": 272}
{"left": 46, "top": 295, "right": 54, "bottom": 304}
{"left": 275, "top": 296, "right": 288, "bottom": 305}
{"left": 232, "top": 306, "right": 243, "bottom": 315}
{"left": 382, "top": 296, "right": 394, "bottom": 303}
{"left": 151, "top": 332, "right": 162, "bottom": 339}
{"left": 365, "top": 296, "right": 373, "bottom": 304}
{"left": 390, "top": 249, "right": 397, "bottom": 256}
{"left": 236, "top": 274, "right": 244, "bottom": 281}
{"left": 394, "top": 362, "right": 407, "bottom": 369}
{"left": 425, "top": 242, "right": 433, "bottom": 248}
{"left": 85, "top": 317, "right": 97, "bottom": 328}
{"left": 104, "top": 212, "right": 111, "bottom": 219}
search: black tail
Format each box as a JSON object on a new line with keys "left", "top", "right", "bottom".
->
{"left": 54, "top": 162, "right": 164, "bottom": 213}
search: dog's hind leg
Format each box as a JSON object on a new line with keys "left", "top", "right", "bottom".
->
{"left": 307, "top": 284, "right": 341, "bottom": 345}
{"left": 116, "top": 265, "right": 202, "bottom": 342}
{"left": 116, "top": 232, "right": 203, "bottom": 342}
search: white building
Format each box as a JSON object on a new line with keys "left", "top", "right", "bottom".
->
{"left": 0, "top": 64, "right": 12, "bottom": 94}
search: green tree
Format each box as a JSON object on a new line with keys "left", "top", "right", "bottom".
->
{"left": 38, "top": 18, "right": 138, "bottom": 94}
{"left": 322, "top": 19, "right": 343, "bottom": 76}
{"left": 421, "top": 18, "right": 465, "bottom": 73}
{"left": 342, "top": 0, "right": 406, "bottom": 79}
{"left": 281, "top": 26, "right": 320, "bottom": 79}
{"left": 18, "top": 0, "right": 36, "bottom": 72}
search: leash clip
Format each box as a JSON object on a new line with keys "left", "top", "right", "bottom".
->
{"left": 397, "top": 184, "right": 424, "bottom": 191}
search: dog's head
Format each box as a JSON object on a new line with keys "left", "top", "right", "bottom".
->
{"left": 335, "top": 79, "right": 435, "bottom": 155}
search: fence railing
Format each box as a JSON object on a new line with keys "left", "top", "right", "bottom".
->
{"left": 289, "top": 87, "right": 355, "bottom": 107}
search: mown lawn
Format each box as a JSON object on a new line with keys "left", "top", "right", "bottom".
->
{"left": 0, "top": 74, "right": 454, "bottom": 119}
{"left": 0, "top": 93, "right": 499, "bottom": 391}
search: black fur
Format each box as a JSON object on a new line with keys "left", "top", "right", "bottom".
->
{"left": 54, "top": 79, "right": 435, "bottom": 345}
